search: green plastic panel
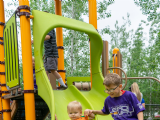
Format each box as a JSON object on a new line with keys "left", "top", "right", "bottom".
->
{"left": 3, "top": 13, "right": 19, "bottom": 89}
{"left": 32, "top": 10, "right": 112, "bottom": 120}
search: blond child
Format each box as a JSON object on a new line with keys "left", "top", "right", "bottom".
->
{"left": 84, "top": 73, "right": 145, "bottom": 120}
{"left": 67, "top": 101, "right": 94, "bottom": 120}
{"left": 131, "top": 82, "right": 145, "bottom": 108}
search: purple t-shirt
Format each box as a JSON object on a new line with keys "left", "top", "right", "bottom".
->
{"left": 102, "top": 91, "right": 145, "bottom": 120}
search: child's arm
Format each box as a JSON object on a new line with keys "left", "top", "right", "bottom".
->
{"left": 45, "top": 35, "right": 51, "bottom": 40}
{"left": 137, "top": 112, "right": 143, "bottom": 120}
{"left": 84, "top": 109, "right": 107, "bottom": 118}
{"left": 92, "top": 110, "right": 105, "bottom": 115}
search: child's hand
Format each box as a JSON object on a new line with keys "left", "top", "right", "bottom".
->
{"left": 89, "top": 113, "right": 95, "bottom": 120}
{"left": 84, "top": 109, "right": 94, "bottom": 117}
{"left": 89, "top": 116, "right": 95, "bottom": 120}
{"left": 84, "top": 109, "right": 92, "bottom": 116}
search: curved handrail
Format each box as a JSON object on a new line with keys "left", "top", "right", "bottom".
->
{"left": 107, "top": 67, "right": 127, "bottom": 90}
{"left": 122, "top": 77, "right": 160, "bottom": 83}
{"left": 107, "top": 67, "right": 160, "bottom": 90}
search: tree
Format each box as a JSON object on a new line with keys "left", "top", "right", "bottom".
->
{"left": 101, "top": 13, "right": 133, "bottom": 71}
{"left": 61, "top": 0, "right": 114, "bottom": 77}
{"left": 134, "top": 0, "right": 160, "bottom": 22}
{"left": 134, "top": 0, "right": 160, "bottom": 105}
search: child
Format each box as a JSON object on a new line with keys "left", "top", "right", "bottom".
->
{"left": 67, "top": 101, "right": 94, "bottom": 120}
{"left": 84, "top": 73, "right": 145, "bottom": 120}
{"left": 55, "top": 101, "right": 92, "bottom": 120}
{"left": 67, "top": 101, "right": 82, "bottom": 120}
{"left": 130, "top": 82, "right": 145, "bottom": 108}
{"left": 43, "top": 11, "right": 67, "bottom": 89}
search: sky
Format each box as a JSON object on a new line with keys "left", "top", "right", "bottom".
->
{"left": 3, "top": 0, "right": 150, "bottom": 48}
{"left": 96, "top": 0, "right": 150, "bottom": 45}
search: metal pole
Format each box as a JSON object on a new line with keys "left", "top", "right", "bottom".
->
{"left": 18, "top": 0, "right": 36, "bottom": 120}
{"left": 0, "top": 1, "right": 11, "bottom": 120}
{"left": 112, "top": 48, "right": 119, "bottom": 73}
{"left": 122, "top": 77, "right": 160, "bottom": 83}
{"left": 102, "top": 41, "right": 109, "bottom": 77}
{"left": 88, "top": 0, "right": 97, "bottom": 87}
{"left": 54, "top": 0, "right": 66, "bottom": 86}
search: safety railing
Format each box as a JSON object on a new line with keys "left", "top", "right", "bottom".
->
{"left": 3, "top": 12, "right": 20, "bottom": 90}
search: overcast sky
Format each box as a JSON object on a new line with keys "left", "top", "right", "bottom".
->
{"left": 97, "top": 0, "right": 150, "bottom": 45}
{"left": 4, "top": 0, "right": 150, "bottom": 47}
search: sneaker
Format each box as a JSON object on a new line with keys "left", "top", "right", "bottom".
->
{"left": 59, "top": 85, "right": 67, "bottom": 90}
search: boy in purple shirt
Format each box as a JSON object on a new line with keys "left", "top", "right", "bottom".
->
{"left": 84, "top": 73, "right": 145, "bottom": 120}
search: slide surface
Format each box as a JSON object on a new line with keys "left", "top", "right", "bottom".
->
{"left": 32, "top": 10, "right": 113, "bottom": 120}
{"left": 53, "top": 74, "right": 113, "bottom": 120}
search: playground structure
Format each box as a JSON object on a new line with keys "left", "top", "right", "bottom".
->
{"left": 0, "top": 0, "right": 160, "bottom": 120}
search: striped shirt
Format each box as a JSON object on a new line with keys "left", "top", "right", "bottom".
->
{"left": 44, "top": 29, "right": 58, "bottom": 58}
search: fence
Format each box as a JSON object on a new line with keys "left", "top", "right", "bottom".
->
{"left": 144, "top": 104, "right": 160, "bottom": 120}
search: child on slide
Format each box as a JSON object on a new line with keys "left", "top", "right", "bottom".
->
{"left": 84, "top": 73, "right": 145, "bottom": 120}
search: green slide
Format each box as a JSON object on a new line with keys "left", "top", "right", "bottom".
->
{"left": 32, "top": 10, "right": 113, "bottom": 120}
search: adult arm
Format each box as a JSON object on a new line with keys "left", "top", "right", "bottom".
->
{"left": 137, "top": 111, "right": 144, "bottom": 120}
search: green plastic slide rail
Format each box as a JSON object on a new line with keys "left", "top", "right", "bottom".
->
{"left": 3, "top": 12, "right": 20, "bottom": 89}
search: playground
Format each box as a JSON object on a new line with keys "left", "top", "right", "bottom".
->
{"left": 0, "top": 0, "right": 160, "bottom": 120}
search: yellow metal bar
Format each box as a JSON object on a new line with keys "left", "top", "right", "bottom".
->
{"left": 18, "top": 0, "right": 36, "bottom": 120}
{"left": 88, "top": 0, "right": 97, "bottom": 29}
{"left": 55, "top": 0, "right": 66, "bottom": 85}
{"left": 88, "top": 0, "right": 97, "bottom": 87}
{"left": 30, "top": 15, "right": 34, "bottom": 19}
{"left": 112, "top": 48, "right": 119, "bottom": 74}
{"left": 0, "top": 1, "right": 11, "bottom": 120}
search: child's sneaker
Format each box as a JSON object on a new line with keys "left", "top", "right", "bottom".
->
{"left": 59, "top": 85, "right": 67, "bottom": 90}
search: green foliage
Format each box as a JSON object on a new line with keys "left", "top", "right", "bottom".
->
{"left": 101, "top": 9, "right": 160, "bottom": 106}
{"left": 97, "top": 1, "right": 114, "bottom": 19}
{"left": 101, "top": 13, "right": 132, "bottom": 70}
{"left": 134, "top": 0, "right": 160, "bottom": 22}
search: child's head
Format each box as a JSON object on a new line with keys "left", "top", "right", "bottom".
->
{"left": 131, "top": 82, "right": 141, "bottom": 102}
{"left": 67, "top": 101, "right": 82, "bottom": 120}
{"left": 32, "top": 57, "right": 35, "bottom": 68}
{"left": 103, "top": 73, "right": 122, "bottom": 98}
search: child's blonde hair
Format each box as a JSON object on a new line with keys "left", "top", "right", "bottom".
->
{"left": 67, "top": 101, "right": 82, "bottom": 112}
{"left": 103, "top": 73, "right": 121, "bottom": 86}
{"left": 131, "top": 82, "right": 142, "bottom": 102}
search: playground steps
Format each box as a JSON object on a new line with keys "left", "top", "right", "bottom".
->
{"left": 3, "top": 91, "right": 49, "bottom": 120}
